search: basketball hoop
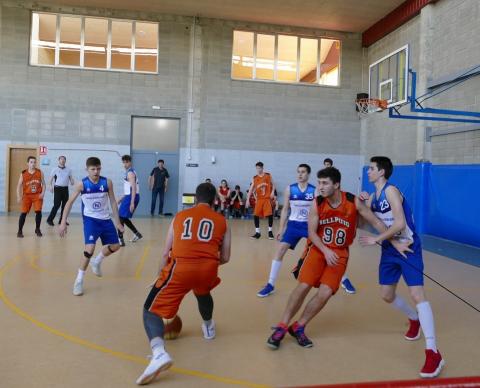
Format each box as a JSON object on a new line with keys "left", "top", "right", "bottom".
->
{"left": 355, "top": 98, "right": 388, "bottom": 116}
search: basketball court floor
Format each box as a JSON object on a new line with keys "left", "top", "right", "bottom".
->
{"left": 1, "top": 216, "right": 479, "bottom": 388}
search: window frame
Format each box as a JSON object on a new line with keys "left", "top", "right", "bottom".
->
{"left": 231, "top": 29, "right": 342, "bottom": 88}
{"left": 29, "top": 11, "right": 159, "bottom": 74}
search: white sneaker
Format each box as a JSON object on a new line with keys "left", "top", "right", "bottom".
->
{"left": 73, "top": 280, "right": 83, "bottom": 296}
{"left": 136, "top": 351, "right": 173, "bottom": 385}
{"left": 131, "top": 233, "right": 143, "bottom": 242}
{"left": 90, "top": 260, "right": 103, "bottom": 277}
{"left": 202, "top": 320, "right": 216, "bottom": 340}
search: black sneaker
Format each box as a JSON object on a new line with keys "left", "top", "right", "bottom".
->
{"left": 17, "top": 231, "right": 24, "bottom": 238}
{"left": 131, "top": 233, "right": 143, "bottom": 242}
{"left": 35, "top": 229, "right": 43, "bottom": 237}
{"left": 268, "top": 231, "right": 275, "bottom": 240}
{"left": 46, "top": 220, "right": 54, "bottom": 226}
{"left": 288, "top": 324, "right": 313, "bottom": 348}
{"left": 119, "top": 236, "right": 126, "bottom": 247}
{"left": 251, "top": 232, "right": 261, "bottom": 239}
{"left": 267, "top": 326, "right": 287, "bottom": 350}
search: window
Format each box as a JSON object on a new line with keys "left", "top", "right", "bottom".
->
{"left": 232, "top": 30, "right": 340, "bottom": 86}
{"left": 30, "top": 12, "right": 158, "bottom": 73}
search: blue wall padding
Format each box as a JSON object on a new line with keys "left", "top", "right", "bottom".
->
{"left": 362, "top": 162, "right": 480, "bottom": 248}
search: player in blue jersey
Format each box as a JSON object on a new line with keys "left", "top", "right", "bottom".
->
{"left": 59, "top": 157, "right": 124, "bottom": 296}
{"left": 359, "top": 156, "right": 444, "bottom": 378}
{"left": 257, "top": 164, "right": 315, "bottom": 297}
{"left": 117, "top": 155, "right": 142, "bottom": 246}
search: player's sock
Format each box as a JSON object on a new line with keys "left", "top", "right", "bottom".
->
{"left": 268, "top": 259, "right": 282, "bottom": 286}
{"left": 417, "top": 301, "right": 437, "bottom": 351}
{"left": 268, "top": 226, "right": 273, "bottom": 232}
{"left": 268, "top": 215, "right": 273, "bottom": 227}
{"left": 76, "top": 269, "right": 85, "bottom": 283}
{"left": 92, "top": 251, "right": 105, "bottom": 264}
{"left": 18, "top": 213, "right": 27, "bottom": 233}
{"left": 254, "top": 216, "right": 260, "bottom": 229}
{"left": 255, "top": 228, "right": 260, "bottom": 233}
{"left": 150, "top": 337, "right": 165, "bottom": 356}
{"left": 35, "top": 211, "right": 42, "bottom": 229}
{"left": 393, "top": 295, "right": 418, "bottom": 320}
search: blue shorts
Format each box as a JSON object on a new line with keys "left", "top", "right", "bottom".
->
{"left": 281, "top": 221, "right": 308, "bottom": 250}
{"left": 379, "top": 239, "right": 424, "bottom": 287}
{"left": 119, "top": 194, "right": 140, "bottom": 218}
{"left": 83, "top": 216, "right": 119, "bottom": 246}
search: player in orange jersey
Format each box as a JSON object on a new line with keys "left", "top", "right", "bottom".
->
{"left": 267, "top": 167, "right": 411, "bottom": 349}
{"left": 245, "top": 161, "right": 276, "bottom": 239}
{"left": 16, "top": 156, "right": 45, "bottom": 238}
{"left": 136, "top": 182, "right": 231, "bottom": 385}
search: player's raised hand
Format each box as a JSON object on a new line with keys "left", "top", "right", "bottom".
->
{"left": 359, "top": 235, "right": 377, "bottom": 246}
{"left": 322, "top": 246, "right": 339, "bottom": 266}
{"left": 58, "top": 223, "right": 68, "bottom": 237}
{"left": 390, "top": 240, "right": 413, "bottom": 259}
{"left": 358, "top": 191, "right": 370, "bottom": 201}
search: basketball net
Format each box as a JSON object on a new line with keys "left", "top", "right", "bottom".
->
{"left": 355, "top": 98, "right": 388, "bottom": 116}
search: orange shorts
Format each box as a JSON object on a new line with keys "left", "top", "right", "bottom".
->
{"left": 296, "top": 244, "right": 348, "bottom": 294}
{"left": 144, "top": 257, "right": 220, "bottom": 319}
{"left": 21, "top": 194, "right": 43, "bottom": 213}
{"left": 254, "top": 198, "right": 273, "bottom": 217}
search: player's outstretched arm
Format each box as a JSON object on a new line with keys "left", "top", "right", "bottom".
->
{"left": 277, "top": 186, "right": 290, "bottom": 240}
{"left": 58, "top": 181, "right": 83, "bottom": 237}
{"left": 39, "top": 171, "right": 46, "bottom": 199}
{"left": 307, "top": 201, "right": 338, "bottom": 266}
{"left": 16, "top": 173, "right": 23, "bottom": 203}
{"left": 245, "top": 180, "right": 254, "bottom": 208}
{"left": 220, "top": 225, "right": 231, "bottom": 265}
{"left": 159, "top": 220, "right": 174, "bottom": 273}
{"left": 107, "top": 179, "right": 123, "bottom": 233}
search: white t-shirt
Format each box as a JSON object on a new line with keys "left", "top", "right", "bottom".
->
{"left": 50, "top": 166, "right": 73, "bottom": 187}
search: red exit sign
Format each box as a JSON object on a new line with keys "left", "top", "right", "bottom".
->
{"left": 39, "top": 145, "right": 48, "bottom": 155}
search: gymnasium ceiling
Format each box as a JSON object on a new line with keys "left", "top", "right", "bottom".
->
{"left": 42, "top": 0, "right": 405, "bottom": 32}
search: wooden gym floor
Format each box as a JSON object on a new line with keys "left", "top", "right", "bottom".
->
{"left": 1, "top": 214, "right": 479, "bottom": 388}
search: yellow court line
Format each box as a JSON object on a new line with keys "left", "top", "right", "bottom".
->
{"left": 0, "top": 256, "right": 271, "bottom": 388}
{"left": 135, "top": 245, "right": 150, "bottom": 280}
{"left": 28, "top": 245, "right": 152, "bottom": 281}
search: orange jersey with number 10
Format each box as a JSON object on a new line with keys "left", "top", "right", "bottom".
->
{"left": 253, "top": 173, "right": 273, "bottom": 199}
{"left": 172, "top": 204, "right": 227, "bottom": 261}
{"left": 316, "top": 192, "right": 358, "bottom": 256}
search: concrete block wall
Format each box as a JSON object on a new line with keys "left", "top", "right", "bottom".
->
{"left": 360, "top": 16, "right": 421, "bottom": 165}
{"left": 428, "top": 0, "right": 480, "bottom": 164}
{"left": 361, "top": 0, "right": 480, "bottom": 165}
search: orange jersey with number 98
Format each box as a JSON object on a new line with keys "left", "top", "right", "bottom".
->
{"left": 315, "top": 192, "right": 358, "bottom": 256}
{"left": 253, "top": 173, "right": 272, "bottom": 199}
{"left": 172, "top": 204, "right": 227, "bottom": 261}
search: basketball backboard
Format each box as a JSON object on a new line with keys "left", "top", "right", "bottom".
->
{"left": 369, "top": 45, "right": 409, "bottom": 108}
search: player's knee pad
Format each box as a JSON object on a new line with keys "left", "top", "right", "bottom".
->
{"left": 84, "top": 251, "right": 93, "bottom": 259}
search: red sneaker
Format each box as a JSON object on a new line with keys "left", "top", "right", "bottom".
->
{"left": 405, "top": 319, "right": 421, "bottom": 340}
{"left": 420, "top": 349, "right": 445, "bottom": 378}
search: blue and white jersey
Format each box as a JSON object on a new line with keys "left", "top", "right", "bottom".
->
{"left": 371, "top": 183, "right": 418, "bottom": 244}
{"left": 123, "top": 167, "right": 140, "bottom": 195}
{"left": 288, "top": 183, "right": 316, "bottom": 222}
{"left": 81, "top": 176, "right": 111, "bottom": 220}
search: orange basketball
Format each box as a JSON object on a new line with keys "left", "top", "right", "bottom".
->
{"left": 163, "top": 315, "right": 182, "bottom": 340}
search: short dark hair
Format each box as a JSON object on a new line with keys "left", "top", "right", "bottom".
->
{"left": 122, "top": 155, "right": 132, "bottom": 162}
{"left": 58, "top": 155, "right": 66, "bottom": 160}
{"left": 370, "top": 156, "right": 393, "bottom": 179}
{"left": 235, "top": 185, "right": 240, "bottom": 190}
{"left": 86, "top": 157, "right": 101, "bottom": 167}
{"left": 255, "top": 161, "right": 264, "bottom": 168}
{"left": 298, "top": 163, "right": 311, "bottom": 174}
{"left": 317, "top": 167, "right": 341, "bottom": 184}
{"left": 323, "top": 158, "right": 333, "bottom": 165}
{"left": 27, "top": 156, "right": 36, "bottom": 162}
{"left": 158, "top": 159, "right": 164, "bottom": 164}
{"left": 196, "top": 183, "right": 217, "bottom": 205}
